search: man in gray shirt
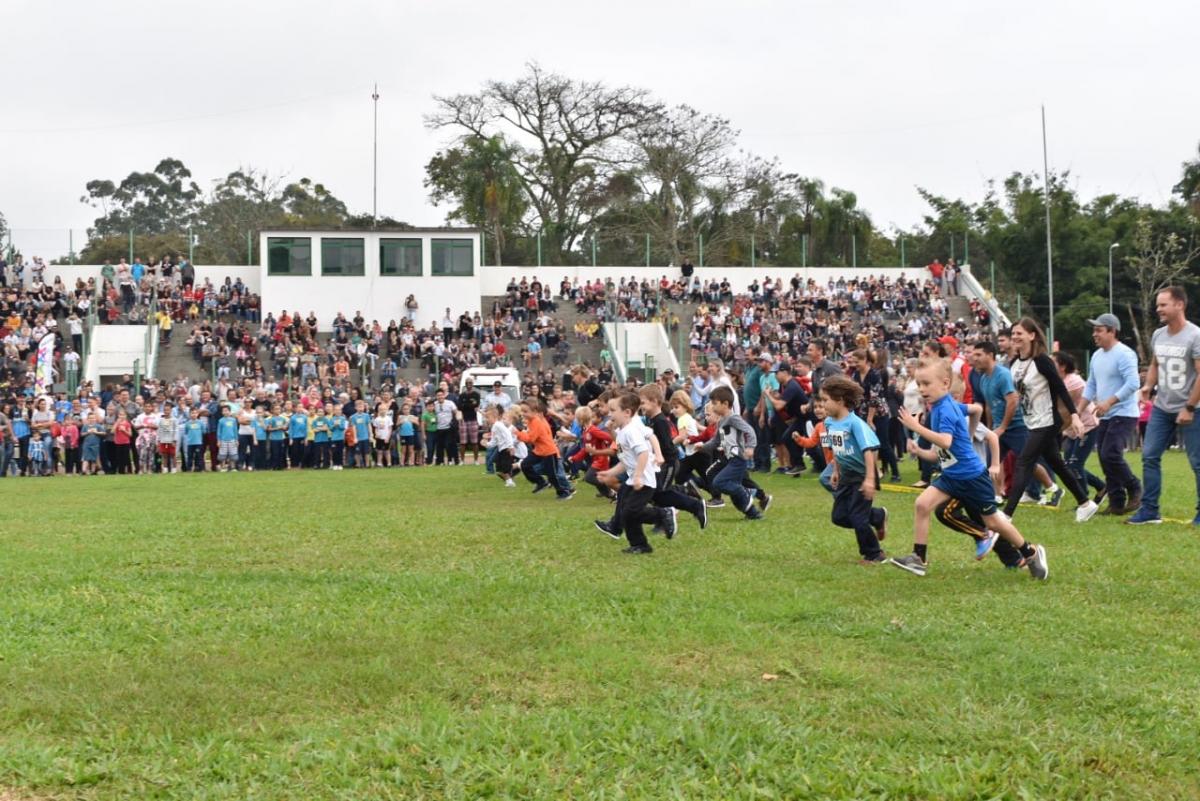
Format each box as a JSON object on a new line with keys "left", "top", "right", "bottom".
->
{"left": 1128, "top": 286, "right": 1200, "bottom": 524}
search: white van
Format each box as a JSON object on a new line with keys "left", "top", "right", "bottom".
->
{"left": 460, "top": 366, "right": 521, "bottom": 409}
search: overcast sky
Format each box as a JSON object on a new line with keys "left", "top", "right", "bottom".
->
{"left": 4, "top": 0, "right": 1198, "bottom": 258}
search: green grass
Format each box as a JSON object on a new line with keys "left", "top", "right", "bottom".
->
{"left": 1, "top": 453, "right": 1199, "bottom": 800}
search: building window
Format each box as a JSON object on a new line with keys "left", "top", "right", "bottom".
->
{"left": 380, "top": 239, "right": 423, "bottom": 276}
{"left": 431, "top": 238, "right": 474, "bottom": 276}
{"left": 267, "top": 237, "right": 312, "bottom": 276}
{"left": 321, "top": 238, "right": 365, "bottom": 276}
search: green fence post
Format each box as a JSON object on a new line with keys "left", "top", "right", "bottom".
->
{"left": 69, "top": 230, "right": 74, "bottom": 265}
{"left": 1017, "top": 293, "right": 1022, "bottom": 317}
{"left": 129, "top": 229, "right": 134, "bottom": 264}
{"left": 802, "top": 234, "right": 808, "bottom": 268}
{"left": 536, "top": 231, "right": 542, "bottom": 267}
{"left": 133, "top": 359, "right": 141, "bottom": 396}
{"left": 852, "top": 236, "right": 857, "bottom": 268}
{"left": 990, "top": 260, "right": 995, "bottom": 295}
{"left": 964, "top": 229, "right": 970, "bottom": 264}
{"left": 950, "top": 233, "right": 956, "bottom": 261}
{"left": 699, "top": 234, "right": 704, "bottom": 268}
{"left": 591, "top": 235, "right": 596, "bottom": 267}
{"left": 188, "top": 226, "right": 195, "bottom": 263}
{"left": 645, "top": 234, "right": 650, "bottom": 267}
{"left": 900, "top": 235, "right": 906, "bottom": 268}
{"left": 750, "top": 233, "right": 756, "bottom": 268}
{"left": 481, "top": 230, "right": 486, "bottom": 266}
{"left": 247, "top": 231, "right": 252, "bottom": 266}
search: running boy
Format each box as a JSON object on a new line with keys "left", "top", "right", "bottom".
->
{"left": 597, "top": 391, "right": 676, "bottom": 553}
{"left": 640, "top": 383, "right": 708, "bottom": 530}
{"left": 894, "top": 358, "right": 1050, "bottom": 578}
{"left": 485, "top": 405, "right": 517, "bottom": 487}
{"left": 819, "top": 376, "right": 888, "bottom": 564}
{"left": 697, "top": 386, "right": 765, "bottom": 520}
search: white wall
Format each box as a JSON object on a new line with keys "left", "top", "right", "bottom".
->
{"left": 258, "top": 231, "right": 482, "bottom": 330}
{"left": 480, "top": 266, "right": 926, "bottom": 296}
{"left": 603, "top": 322, "right": 682, "bottom": 382}
{"left": 39, "top": 264, "right": 261, "bottom": 294}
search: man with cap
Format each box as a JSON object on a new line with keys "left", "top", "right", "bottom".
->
{"left": 1082, "top": 312, "right": 1143, "bottom": 516}
{"left": 765, "top": 361, "right": 809, "bottom": 476}
{"left": 1124, "top": 287, "right": 1200, "bottom": 524}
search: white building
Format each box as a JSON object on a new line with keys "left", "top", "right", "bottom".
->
{"left": 258, "top": 227, "right": 483, "bottom": 330}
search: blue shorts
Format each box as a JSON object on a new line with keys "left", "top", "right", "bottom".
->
{"left": 933, "top": 471, "right": 998, "bottom": 517}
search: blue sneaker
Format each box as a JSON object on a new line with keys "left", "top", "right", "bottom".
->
{"left": 1124, "top": 508, "right": 1163, "bottom": 525}
{"left": 1192, "top": 513, "right": 1200, "bottom": 526}
{"left": 974, "top": 530, "right": 999, "bottom": 561}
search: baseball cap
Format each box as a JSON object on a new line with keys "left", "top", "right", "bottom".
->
{"left": 1086, "top": 313, "right": 1121, "bottom": 331}
{"left": 937, "top": 335, "right": 959, "bottom": 349}
{"left": 757, "top": 352, "right": 773, "bottom": 363}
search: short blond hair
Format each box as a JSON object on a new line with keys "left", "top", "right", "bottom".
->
{"left": 669, "top": 389, "right": 693, "bottom": 414}
{"left": 917, "top": 357, "right": 953, "bottom": 384}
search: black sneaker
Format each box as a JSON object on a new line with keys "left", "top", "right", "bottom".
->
{"left": 622, "top": 545, "right": 653, "bottom": 554}
{"left": 1093, "top": 487, "right": 1108, "bottom": 506}
{"left": 874, "top": 507, "right": 888, "bottom": 542}
{"left": 662, "top": 507, "right": 678, "bottom": 539}
{"left": 694, "top": 501, "right": 708, "bottom": 530}
{"left": 705, "top": 498, "right": 726, "bottom": 509}
{"left": 531, "top": 482, "right": 550, "bottom": 494}
{"left": 758, "top": 493, "right": 773, "bottom": 513}
{"left": 556, "top": 490, "right": 576, "bottom": 501}
{"left": 594, "top": 520, "right": 621, "bottom": 540}
{"left": 745, "top": 506, "right": 764, "bottom": 520}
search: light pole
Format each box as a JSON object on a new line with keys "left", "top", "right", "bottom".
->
{"left": 1108, "top": 242, "right": 1120, "bottom": 315}
{"left": 372, "top": 83, "right": 380, "bottom": 229}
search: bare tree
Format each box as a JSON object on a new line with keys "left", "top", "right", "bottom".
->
{"left": 1128, "top": 216, "right": 1200, "bottom": 360}
{"left": 427, "top": 63, "right": 660, "bottom": 264}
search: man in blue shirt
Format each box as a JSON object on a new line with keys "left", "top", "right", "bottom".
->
{"left": 1082, "top": 314, "right": 1143, "bottom": 515}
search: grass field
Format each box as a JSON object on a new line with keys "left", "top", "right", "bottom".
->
{"left": 1, "top": 453, "right": 1199, "bottom": 800}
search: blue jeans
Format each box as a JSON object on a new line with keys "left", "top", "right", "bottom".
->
{"left": 1063, "top": 429, "right": 1105, "bottom": 493}
{"left": 0, "top": 440, "right": 12, "bottom": 476}
{"left": 751, "top": 417, "right": 772, "bottom": 471}
{"left": 713, "top": 457, "right": 752, "bottom": 511}
{"left": 1141, "top": 406, "right": 1200, "bottom": 515}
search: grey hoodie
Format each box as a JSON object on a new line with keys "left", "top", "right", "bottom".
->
{"left": 700, "top": 413, "right": 757, "bottom": 460}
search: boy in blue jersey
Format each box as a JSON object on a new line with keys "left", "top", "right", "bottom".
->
{"left": 328, "top": 403, "right": 348, "bottom": 470}
{"left": 820, "top": 376, "right": 888, "bottom": 564}
{"left": 184, "top": 409, "right": 206, "bottom": 473}
{"left": 251, "top": 405, "right": 268, "bottom": 470}
{"left": 267, "top": 403, "right": 287, "bottom": 470}
{"left": 312, "top": 407, "right": 331, "bottom": 469}
{"left": 895, "top": 358, "right": 1049, "bottom": 579}
{"left": 216, "top": 405, "right": 239, "bottom": 472}
{"left": 288, "top": 403, "right": 309, "bottom": 469}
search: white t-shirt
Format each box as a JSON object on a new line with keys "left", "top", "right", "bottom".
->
{"left": 1010, "top": 356, "right": 1054, "bottom": 430}
{"left": 373, "top": 414, "right": 393, "bottom": 442}
{"left": 490, "top": 420, "right": 514, "bottom": 452}
{"left": 616, "top": 418, "right": 657, "bottom": 489}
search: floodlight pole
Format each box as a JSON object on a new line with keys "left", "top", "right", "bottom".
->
{"left": 1042, "top": 104, "right": 1054, "bottom": 345}
{"left": 372, "top": 83, "right": 380, "bottom": 229}
{"left": 1108, "top": 242, "right": 1120, "bottom": 315}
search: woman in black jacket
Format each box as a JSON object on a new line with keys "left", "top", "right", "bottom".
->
{"left": 1004, "top": 317, "right": 1100, "bottom": 523}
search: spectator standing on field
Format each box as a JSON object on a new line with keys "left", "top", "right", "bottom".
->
{"left": 1081, "top": 313, "right": 1143, "bottom": 516}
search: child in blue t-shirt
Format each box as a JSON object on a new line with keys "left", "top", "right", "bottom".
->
{"left": 349, "top": 400, "right": 372, "bottom": 468}
{"left": 820, "top": 376, "right": 887, "bottom": 564}
{"left": 312, "top": 410, "right": 331, "bottom": 469}
{"left": 217, "top": 406, "right": 239, "bottom": 472}
{"left": 895, "top": 358, "right": 1049, "bottom": 579}
{"left": 267, "top": 403, "right": 287, "bottom": 470}
{"left": 288, "top": 405, "right": 309, "bottom": 469}
{"left": 328, "top": 405, "right": 348, "bottom": 470}
{"left": 252, "top": 408, "right": 268, "bottom": 470}
{"left": 184, "top": 410, "right": 206, "bottom": 472}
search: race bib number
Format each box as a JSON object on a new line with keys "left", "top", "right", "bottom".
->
{"left": 827, "top": 431, "right": 850, "bottom": 456}
{"left": 936, "top": 445, "right": 958, "bottom": 470}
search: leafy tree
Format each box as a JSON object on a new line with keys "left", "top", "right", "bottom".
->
{"left": 426, "top": 135, "right": 527, "bottom": 265}
{"left": 428, "top": 63, "right": 660, "bottom": 264}
{"left": 81, "top": 158, "right": 202, "bottom": 237}
{"left": 1174, "top": 140, "right": 1200, "bottom": 216}
{"left": 1126, "top": 216, "right": 1200, "bottom": 359}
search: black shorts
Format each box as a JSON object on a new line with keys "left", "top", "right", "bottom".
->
{"left": 375, "top": 438, "right": 389, "bottom": 450}
{"left": 933, "top": 471, "right": 999, "bottom": 517}
{"left": 496, "top": 450, "right": 514, "bottom": 474}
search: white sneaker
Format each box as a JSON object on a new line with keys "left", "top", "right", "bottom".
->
{"left": 1019, "top": 492, "right": 1040, "bottom": 505}
{"left": 504, "top": 478, "right": 515, "bottom": 487}
{"left": 1075, "top": 499, "right": 1099, "bottom": 523}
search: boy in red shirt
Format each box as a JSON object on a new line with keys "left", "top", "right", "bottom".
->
{"left": 572, "top": 406, "right": 617, "bottom": 500}
{"left": 516, "top": 397, "right": 574, "bottom": 500}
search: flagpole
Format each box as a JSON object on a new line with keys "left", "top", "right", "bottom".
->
{"left": 372, "top": 83, "right": 380, "bottom": 229}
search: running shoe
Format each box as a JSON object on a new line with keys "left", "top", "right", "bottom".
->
{"left": 1024, "top": 544, "right": 1049, "bottom": 580}
{"left": 874, "top": 507, "right": 888, "bottom": 542}
{"left": 1124, "top": 508, "right": 1163, "bottom": 525}
{"left": 594, "top": 520, "right": 621, "bottom": 540}
{"left": 1038, "top": 485, "right": 1063, "bottom": 508}
{"left": 1075, "top": 499, "right": 1099, "bottom": 523}
{"left": 662, "top": 507, "right": 678, "bottom": 540}
{"left": 1019, "top": 492, "right": 1041, "bottom": 505}
{"left": 758, "top": 492, "right": 773, "bottom": 513}
{"left": 888, "top": 553, "right": 928, "bottom": 577}
{"left": 705, "top": 498, "right": 726, "bottom": 509}
{"left": 974, "top": 530, "right": 999, "bottom": 561}
{"left": 694, "top": 502, "right": 708, "bottom": 530}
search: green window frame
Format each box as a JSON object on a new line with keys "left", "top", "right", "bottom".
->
{"left": 321, "top": 237, "right": 365, "bottom": 276}
{"left": 380, "top": 238, "right": 423, "bottom": 276}
{"left": 267, "top": 237, "right": 312, "bottom": 276}
{"left": 431, "top": 238, "right": 474, "bottom": 276}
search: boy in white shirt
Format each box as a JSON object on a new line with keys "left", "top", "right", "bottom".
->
{"left": 486, "top": 405, "right": 516, "bottom": 486}
{"left": 594, "top": 391, "right": 676, "bottom": 554}
{"left": 372, "top": 407, "right": 394, "bottom": 467}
